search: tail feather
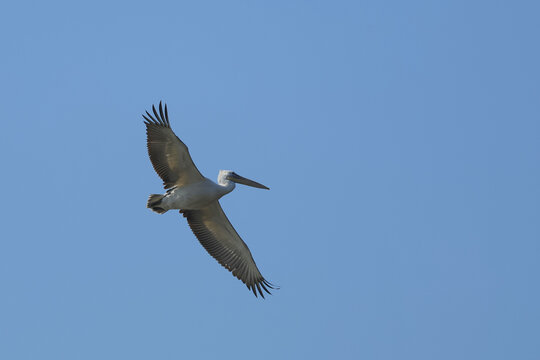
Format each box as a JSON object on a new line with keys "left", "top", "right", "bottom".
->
{"left": 147, "top": 194, "right": 167, "bottom": 214}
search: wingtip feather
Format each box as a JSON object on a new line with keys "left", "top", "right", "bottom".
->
{"left": 143, "top": 103, "right": 172, "bottom": 128}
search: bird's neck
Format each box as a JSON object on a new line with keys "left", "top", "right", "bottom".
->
{"left": 217, "top": 179, "right": 236, "bottom": 196}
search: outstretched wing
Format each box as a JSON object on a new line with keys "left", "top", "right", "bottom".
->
{"left": 181, "top": 201, "right": 276, "bottom": 298}
{"left": 143, "top": 102, "right": 204, "bottom": 189}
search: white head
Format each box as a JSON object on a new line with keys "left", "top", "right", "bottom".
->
{"left": 218, "top": 170, "right": 269, "bottom": 190}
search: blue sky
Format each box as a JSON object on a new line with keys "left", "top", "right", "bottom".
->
{"left": 1, "top": 1, "right": 539, "bottom": 359}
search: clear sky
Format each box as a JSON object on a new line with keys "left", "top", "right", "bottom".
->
{"left": 1, "top": 1, "right": 539, "bottom": 359}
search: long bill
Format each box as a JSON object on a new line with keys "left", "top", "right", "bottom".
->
{"left": 229, "top": 173, "right": 270, "bottom": 190}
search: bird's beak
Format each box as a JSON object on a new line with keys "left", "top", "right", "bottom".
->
{"left": 229, "top": 173, "right": 270, "bottom": 190}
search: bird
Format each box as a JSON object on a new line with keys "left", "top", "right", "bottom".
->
{"left": 143, "top": 102, "right": 276, "bottom": 298}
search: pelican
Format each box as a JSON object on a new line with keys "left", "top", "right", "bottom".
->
{"left": 143, "top": 102, "right": 276, "bottom": 298}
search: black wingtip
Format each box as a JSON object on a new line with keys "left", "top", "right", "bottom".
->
{"left": 263, "top": 279, "right": 279, "bottom": 290}
{"left": 248, "top": 278, "right": 278, "bottom": 299}
{"left": 152, "top": 104, "right": 161, "bottom": 125}
{"left": 145, "top": 110, "right": 157, "bottom": 123}
{"left": 159, "top": 101, "right": 167, "bottom": 126}
{"left": 143, "top": 102, "right": 171, "bottom": 127}
{"left": 256, "top": 283, "right": 265, "bottom": 299}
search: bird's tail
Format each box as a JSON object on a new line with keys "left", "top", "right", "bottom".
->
{"left": 147, "top": 194, "right": 167, "bottom": 214}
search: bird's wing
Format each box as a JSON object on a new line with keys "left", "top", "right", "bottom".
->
{"left": 181, "top": 201, "right": 275, "bottom": 298}
{"left": 143, "top": 102, "right": 204, "bottom": 189}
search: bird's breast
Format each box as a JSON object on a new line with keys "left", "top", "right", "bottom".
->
{"left": 163, "top": 179, "right": 223, "bottom": 210}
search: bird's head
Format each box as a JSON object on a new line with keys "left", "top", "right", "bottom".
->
{"left": 218, "top": 170, "right": 269, "bottom": 190}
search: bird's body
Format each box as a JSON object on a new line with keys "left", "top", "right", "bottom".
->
{"left": 143, "top": 102, "right": 275, "bottom": 298}
{"left": 154, "top": 177, "right": 232, "bottom": 212}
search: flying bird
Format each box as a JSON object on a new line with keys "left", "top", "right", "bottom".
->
{"left": 143, "top": 102, "right": 276, "bottom": 298}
